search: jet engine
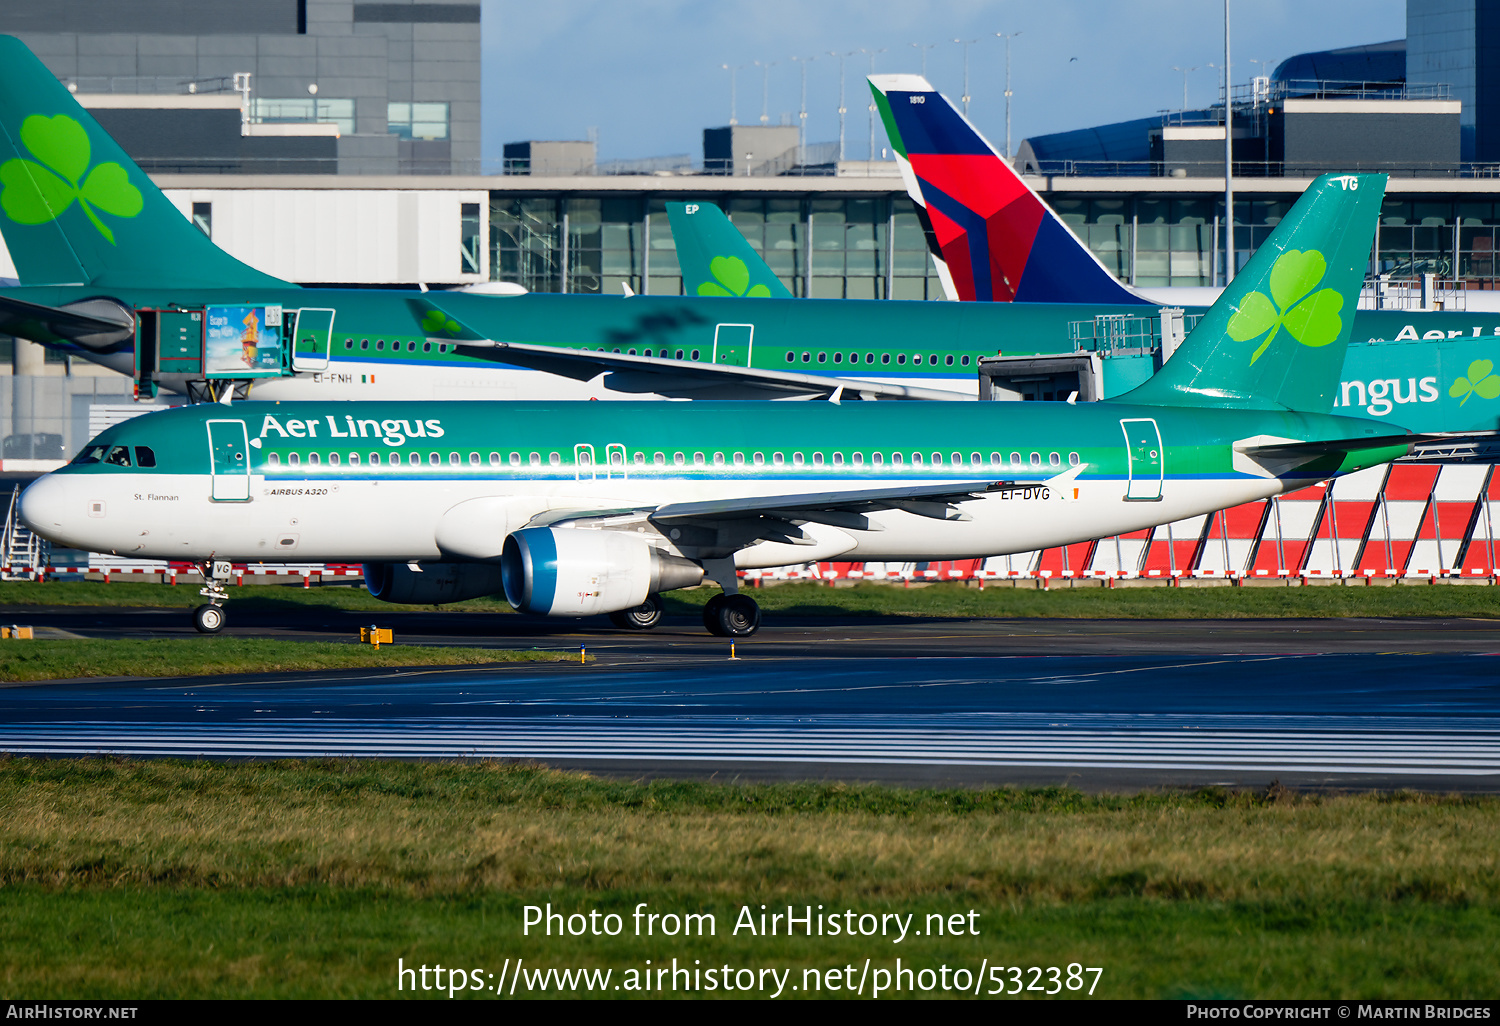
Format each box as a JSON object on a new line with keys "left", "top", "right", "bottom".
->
{"left": 363, "top": 561, "right": 507, "bottom": 605}
{"left": 500, "top": 527, "right": 703, "bottom": 616}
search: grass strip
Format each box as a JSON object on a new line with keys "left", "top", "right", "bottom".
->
{"left": 0, "top": 759, "right": 1496, "bottom": 998}
{"left": 0, "top": 638, "right": 568, "bottom": 683}
{"left": 2, "top": 579, "right": 1500, "bottom": 619}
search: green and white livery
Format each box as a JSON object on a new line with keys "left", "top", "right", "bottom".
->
{"left": 20, "top": 174, "right": 1418, "bottom": 636}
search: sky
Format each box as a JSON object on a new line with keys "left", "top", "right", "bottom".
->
{"left": 480, "top": 0, "right": 1408, "bottom": 166}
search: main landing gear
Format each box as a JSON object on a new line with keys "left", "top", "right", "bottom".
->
{"left": 608, "top": 593, "right": 665, "bottom": 630}
{"left": 702, "top": 593, "right": 761, "bottom": 637}
{"left": 192, "top": 559, "right": 233, "bottom": 634}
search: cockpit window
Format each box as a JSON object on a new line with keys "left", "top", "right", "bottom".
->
{"left": 134, "top": 446, "right": 157, "bottom": 468}
{"left": 72, "top": 446, "right": 106, "bottom": 465}
{"left": 103, "top": 446, "right": 132, "bottom": 467}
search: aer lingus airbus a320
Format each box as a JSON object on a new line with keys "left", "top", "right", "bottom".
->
{"left": 19, "top": 173, "right": 1418, "bottom": 637}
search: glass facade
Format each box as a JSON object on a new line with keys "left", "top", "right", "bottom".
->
{"left": 490, "top": 187, "right": 1500, "bottom": 297}
{"left": 490, "top": 194, "right": 944, "bottom": 298}
{"left": 387, "top": 102, "right": 450, "bottom": 141}
{"left": 248, "top": 98, "right": 356, "bottom": 136}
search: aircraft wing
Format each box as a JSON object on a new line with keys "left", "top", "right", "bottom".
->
{"left": 452, "top": 338, "right": 973, "bottom": 401}
{"left": 0, "top": 293, "right": 135, "bottom": 350}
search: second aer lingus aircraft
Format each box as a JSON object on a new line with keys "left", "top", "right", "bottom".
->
{"left": 2, "top": 32, "right": 1497, "bottom": 420}
{"left": 20, "top": 174, "right": 1418, "bottom": 636}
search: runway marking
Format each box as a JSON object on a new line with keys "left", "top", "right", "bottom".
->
{"left": 4, "top": 719, "right": 1497, "bottom": 776}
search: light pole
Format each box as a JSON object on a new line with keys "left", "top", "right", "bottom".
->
{"left": 1224, "top": 0, "right": 1234, "bottom": 285}
{"left": 910, "top": 41, "right": 937, "bottom": 80}
{"left": 721, "top": 63, "right": 751, "bottom": 126}
{"left": 756, "top": 59, "right": 777, "bottom": 125}
{"left": 790, "top": 55, "right": 815, "bottom": 164}
{"left": 995, "top": 31, "right": 1021, "bottom": 160}
{"left": 1171, "top": 65, "right": 1198, "bottom": 111}
{"left": 866, "top": 47, "right": 886, "bottom": 160}
{"left": 954, "top": 38, "right": 978, "bottom": 116}
{"left": 829, "top": 49, "right": 858, "bottom": 162}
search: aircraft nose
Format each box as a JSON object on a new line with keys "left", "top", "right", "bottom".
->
{"left": 18, "top": 473, "right": 88, "bottom": 544}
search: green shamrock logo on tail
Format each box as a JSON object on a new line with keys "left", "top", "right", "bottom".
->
{"left": 697, "top": 255, "right": 772, "bottom": 298}
{"left": 1449, "top": 359, "right": 1500, "bottom": 405}
{"left": 0, "top": 114, "right": 142, "bottom": 244}
{"left": 1226, "top": 249, "right": 1343, "bottom": 364}
{"left": 421, "top": 309, "right": 462, "bottom": 335}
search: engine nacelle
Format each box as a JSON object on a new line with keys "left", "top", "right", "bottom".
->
{"left": 363, "top": 561, "right": 506, "bottom": 605}
{"left": 501, "top": 527, "right": 703, "bottom": 617}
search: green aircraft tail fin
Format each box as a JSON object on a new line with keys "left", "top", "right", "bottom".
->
{"left": 1115, "top": 172, "right": 1386, "bottom": 414}
{"left": 0, "top": 35, "right": 289, "bottom": 289}
{"left": 666, "top": 201, "right": 793, "bottom": 299}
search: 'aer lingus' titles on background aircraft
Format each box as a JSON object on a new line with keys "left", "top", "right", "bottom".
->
{"left": 20, "top": 174, "right": 1419, "bottom": 637}
{"left": 0, "top": 33, "right": 1495, "bottom": 425}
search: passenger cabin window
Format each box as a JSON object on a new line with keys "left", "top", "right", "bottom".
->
{"left": 654, "top": 452, "right": 666, "bottom": 466}
{"left": 772, "top": 453, "right": 784, "bottom": 466}
{"left": 633, "top": 453, "right": 645, "bottom": 465}
{"left": 350, "top": 453, "right": 360, "bottom": 465}
{"left": 1050, "top": 453, "right": 1062, "bottom": 468}
{"left": 931, "top": 453, "right": 943, "bottom": 465}
{"left": 329, "top": 453, "right": 340, "bottom": 466}
{"left": 509, "top": 452, "right": 521, "bottom": 466}
{"left": 289, "top": 453, "right": 300, "bottom": 466}
{"left": 911, "top": 453, "right": 923, "bottom": 466}
{"left": 712, "top": 452, "right": 725, "bottom": 466}
{"left": 871, "top": 452, "right": 882, "bottom": 466}
{"left": 450, "top": 453, "right": 461, "bottom": 466}
{"left": 488, "top": 453, "right": 500, "bottom": 467}
{"left": 1010, "top": 452, "right": 1022, "bottom": 468}
{"left": 308, "top": 453, "right": 320, "bottom": 466}
{"left": 409, "top": 453, "right": 420, "bottom": 466}
{"left": 549, "top": 453, "right": 561, "bottom": 466}
{"left": 429, "top": 453, "right": 440, "bottom": 466}
{"left": 529, "top": 453, "right": 541, "bottom": 467}
{"left": 368, "top": 453, "right": 380, "bottom": 465}
{"left": 1069, "top": 452, "right": 1081, "bottom": 466}
{"left": 693, "top": 453, "right": 705, "bottom": 467}
{"left": 793, "top": 453, "right": 805, "bottom": 467}
{"left": 1030, "top": 452, "right": 1042, "bottom": 468}
{"left": 267, "top": 453, "right": 280, "bottom": 466}
{"left": 733, "top": 453, "right": 744, "bottom": 466}
{"left": 753, "top": 453, "right": 764, "bottom": 465}
{"left": 851, "top": 453, "right": 862, "bottom": 467}
{"left": 674, "top": 453, "right": 685, "bottom": 466}
{"left": 813, "top": 453, "right": 825, "bottom": 467}
{"left": 892, "top": 452, "right": 902, "bottom": 465}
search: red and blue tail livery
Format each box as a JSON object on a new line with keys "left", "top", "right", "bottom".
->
{"left": 870, "top": 74, "right": 1146, "bottom": 306}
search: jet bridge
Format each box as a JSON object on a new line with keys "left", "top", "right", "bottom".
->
{"left": 978, "top": 307, "right": 1195, "bottom": 402}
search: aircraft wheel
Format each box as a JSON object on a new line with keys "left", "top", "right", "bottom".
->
{"left": 714, "top": 594, "right": 761, "bottom": 638}
{"left": 609, "top": 593, "right": 664, "bottom": 630}
{"left": 193, "top": 604, "right": 226, "bottom": 634}
{"left": 702, "top": 594, "right": 728, "bottom": 636}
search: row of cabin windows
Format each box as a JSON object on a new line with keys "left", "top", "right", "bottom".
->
{"left": 579, "top": 345, "right": 976, "bottom": 368}
{"left": 343, "top": 338, "right": 452, "bottom": 354}
{"left": 262, "top": 450, "right": 1081, "bottom": 471}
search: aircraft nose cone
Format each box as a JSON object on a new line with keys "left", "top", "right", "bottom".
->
{"left": 18, "top": 474, "right": 84, "bottom": 544}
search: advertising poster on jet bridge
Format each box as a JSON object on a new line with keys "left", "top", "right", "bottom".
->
{"left": 205, "top": 305, "right": 284, "bottom": 378}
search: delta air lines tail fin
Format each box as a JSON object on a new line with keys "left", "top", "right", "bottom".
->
{"left": 1115, "top": 173, "right": 1386, "bottom": 414}
{"left": 869, "top": 74, "right": 1145, "bottom": 306}
{"left": 0, "top": 34, "right": 289, "bottom": 289}
{"left": 666, "top": 201, "right": 794, "bottom": 299}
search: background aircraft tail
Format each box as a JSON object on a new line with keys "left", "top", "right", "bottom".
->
{"left": 666, "top": 201, "right": 793, "bottom": 299}
{"left": 1115, "top": 173, "right": 1386, "bottom": 414}
{"left": 0, "top": 35, "right": 288, "bottom": 289}
{"left": 869, "top": 73, "right": 1145, "bottom": 306}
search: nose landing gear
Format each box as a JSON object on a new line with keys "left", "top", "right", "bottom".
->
{"left": 192, "top": 559, "right": 233, "bottom": 634}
